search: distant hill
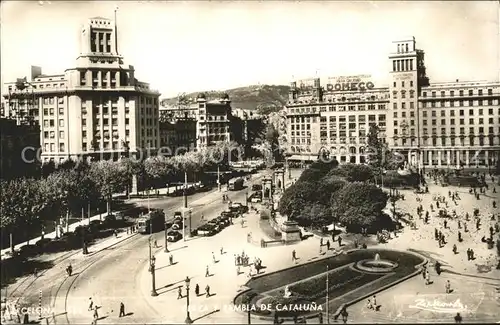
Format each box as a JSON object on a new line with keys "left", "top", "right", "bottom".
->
{"left": 161, "top": 84, "right": 290, "bottom": 112}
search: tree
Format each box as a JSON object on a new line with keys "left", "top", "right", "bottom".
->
{"left": 278, "top": 181, "right": 316, "bottom": 218}
{"left": 0, "top": 178, "right": 48, "bottom": 247}
{"left": 41, "top": 160, "right": 56, "bottom": 178}
{"left": 331, "top": 182, "right": 388, "bottom": 229}
{"left": 265, "top": 123, "right": 282, "bottom": 162}
{"left": 89, "top": 160, "right": 128, "bottom": 214}
{"left": 336, "top": 163, "right": 374, "bottom": 182}
{"left": 297, "top": 203, "right": 333, "bottom": 228}
{"left": 366, "top": 124, "right": 384, "bottom": 170}
{"left": 144, "top": 156, "right": 172, "bottom": 189}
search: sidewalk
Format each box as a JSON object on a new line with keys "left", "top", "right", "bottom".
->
{"left": 0, "top": 182, "right": 227, "bottom": 260}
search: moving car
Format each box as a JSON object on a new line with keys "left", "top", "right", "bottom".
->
{"left": 166, "top": 230, "right": 183, "bottom": 242}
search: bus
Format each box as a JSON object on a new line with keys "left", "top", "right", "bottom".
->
{"left": 228, "top": 178, "right": 244, "bottom": 191}
{"left": 137, "top": 209, "right": 166, "bottom": 234}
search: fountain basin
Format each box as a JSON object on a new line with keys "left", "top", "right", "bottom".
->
{"left": 354, "top": 259, "right": 398, "bottom": 273}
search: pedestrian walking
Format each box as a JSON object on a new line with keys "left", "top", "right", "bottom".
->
{"left": 220, "top": 247, "right": 224, "bottom": 255}
{"left": 93, "top": 306, "right": 99, "bottom": 320}
{"left": 195, "top": 284, "right": 200, "bottom": 296}
{"left": 445, "top": 280, "right": 451, "bottom": 294}
{"left": 205, "top": 285, "right": 210, "bottom": 297}
{"left": 444, "top": 220, "right": 447, "bottom": 229}
{"left": 464, "top": 223, "right": 468, "bottom": 232}
{"left": 212, "top": 252, "right": 216, "bottom": 263}
{"left": 320, "top": 238, "right": 323, "bottom": 246}
{"left": 88, "top": 298, "right": 94, "bottom": 311}
{"left": 114, "top": 229, "right": 118, "bottom": 238}
{"left": 169, "top": 254, "right": 173, "bottom": 265}
{"left": 458, "top": 220, "right": 461, "bottom": 229}
{"left": 177, "top": 286, "right": 183, "bottom": 299}
{"left": 425, "top": 272, "right": 431, "bottom": 285}
{"left": 326, "top": 240, "right": 331, "bottom": 251}
{"left": 205, "top": 265, "right": 210, "bottom": 277}
{"left": 292, "top": 250, "right": 296, "bottom": 262}
{"left": 119, "top": 302, "right": 125, "bottom": 317}
{"left": 201, "top": 213, "right": 205, "bottom": 221}
{"left": 466, "top": 248, "right": 471, "bottom": 260}
{"left": 452, "top": 244, "right": 457, "bottom": 254}
{"left": 236, "top": 265, "right": 240, "bottom": 275}
{"left": 337, "top": 236, "right": 342, "bottom": 247}
{"left": 33, "top": 268, "right": 38, "bottom": 278}
{"left": 454, "top": 312, "right": 462, "bottom": 323}
{"left": 319, "top": 245, "right": 323, "bottom": 254}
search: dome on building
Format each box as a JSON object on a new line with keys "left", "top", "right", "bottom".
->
{"left": 220, "top": 93, "right": 230, "bottom": 100}
{"left": 197, "top": 92, "right": 206, "bottom": 99}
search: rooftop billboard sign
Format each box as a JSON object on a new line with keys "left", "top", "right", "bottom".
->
{"left": 326, "top": 75, "right": 374, "bottom": 92}
{"left": 298, "top": 78, "right": 317, "bottom": 90}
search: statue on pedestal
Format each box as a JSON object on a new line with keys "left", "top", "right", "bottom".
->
{"left": 283, "top": 285, "right": 292, "bottom": 298}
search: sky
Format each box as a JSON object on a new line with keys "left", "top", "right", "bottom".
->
{"left": 1, "top": 1, "right": 499, "bottom": 98}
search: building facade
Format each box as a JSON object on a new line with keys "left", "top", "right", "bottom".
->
{"left": 0, "top": 118, "right": 40, "bottom": 179}
{"left": 159, "top": 93, "right": 233, "bottom": 151}
{"left": 2, "top": 17, "right": 160, "bottom": 163}
{"left": 285, "top": 37, "right": 500, "bottom": 169}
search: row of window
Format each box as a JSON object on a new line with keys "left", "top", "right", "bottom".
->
{"left": 44, "top": 131, "right": 64, "bottom": 139}
{"left": 422, "top": 99, "right": 497, "bottom": 108}
{"left": 43, "top": 107, "right": 64, "bottom": 116}
{"left": 422, "top": 126, "right": 498, "bottom": 135}
{"left": 423, "top": 108, "right": 499, "bottom": 117}
{"left": 421, "top": 117, "right": 499, "bottom": 126}
{"left": 43, "top": 119, "right": 65, "bottom": 128}
{"left": 44, "top": 143, "right": 65, "bottom": 152}
{"left": 393, "top": 81, "right": 414, "bottom": 88}
{"left": 422, "top": 88, "right": 495, "bottom": 98}
{"left": 392, "top": 59, "right": 414, "bottom": 72}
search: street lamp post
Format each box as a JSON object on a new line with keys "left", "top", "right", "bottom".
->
{"left": 184, "top": 276, "right": 193, "bottom": 324}
{"left": 164, "top": 222, "right": 169, "bottom": 253}
{"left": 150, "top": 255, "right": 158, "bottom": 297}
{"left": 217, "top": 164, "right": 221, "bottom": 192}
{"left": 183, "top": 171, "right": 188, "bottom": 209}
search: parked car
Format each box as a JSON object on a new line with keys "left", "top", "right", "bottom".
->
{"left": 173, "top": 211, "right": 183, "bottom": 222}
{"left": 196, "top": 224, "right": 218, "bottom": 236}
{"left": 18, "top": 244, "right": 39, "bottom": 258}
{"left": 248, "top": 192, "right": 262, "bottom": 203}
{"left": 251, "top": 184, "right": 262, "bottom": 191}
{"left": 35, "top": 238, "right": 52, "bottom": 250}
{"left": 207, "top": 220, "right": 221, "bottom": 232}
{"left": 89, "top": 220, "right": 103, "bottom": 232}
{"left": 221, "top": 210, "right": 233, "bottom": 217}
{"left": 216, "top": 216, "right": 231, "bottom": 228}
{"left": 172, "top": 220, "right": 183, "bottom": 230}
{"left": 166, "top": 230, "right": 182, "bottom": 242}
{"left": 229, "top": 202, "right": 248, "bottom": 214}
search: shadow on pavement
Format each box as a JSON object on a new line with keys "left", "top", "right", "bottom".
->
{"left": 0, "top": 258, "right": 55, "bottom": 288}
{"left": 156, "top": 262, "right": 178, "bottom": 271}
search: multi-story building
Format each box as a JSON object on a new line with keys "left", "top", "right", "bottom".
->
{"left": 159, "top": 93, "right": 233, "bottom": 150}
{"left": 0, "top": 118, "right": 40, "bottom": 179}
{"left": 285, "top": 37, "right": 500, "bottom": 169}
{"left": 2, "top": 17, "right": 160, "bottom": 163}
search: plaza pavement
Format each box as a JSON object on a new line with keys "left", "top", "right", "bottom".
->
{"left": 136, "top": 173, "right": 499, "bottom": 324}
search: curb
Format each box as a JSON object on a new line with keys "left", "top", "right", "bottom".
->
{"left": 87, "top": 233, "right": 139, "bottom": 257}
{"left": 232, "top": 248, "right": 427, "bottom": 322}
{"left": 331, "top": 248, "right": 427, "bottom": 319}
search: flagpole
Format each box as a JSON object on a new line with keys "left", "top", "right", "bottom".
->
{"left": 114, "top": 6, "right": 119, "bottom": 54}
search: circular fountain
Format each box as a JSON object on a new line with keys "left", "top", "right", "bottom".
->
{"left": 354, "top": 253, "right": 398, "bottom": 273}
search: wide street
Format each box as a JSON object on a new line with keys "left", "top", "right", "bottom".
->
{"left": 62, "top": 173, "right": 265, "bottom": 324}
{"left": 1, "top": 175, "right": 259, "bottom": 324}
